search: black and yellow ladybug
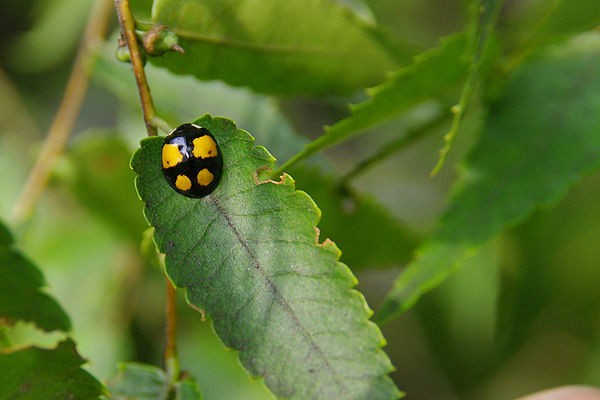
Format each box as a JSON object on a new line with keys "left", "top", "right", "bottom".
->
{"left": 161, "top": 123, "right": 223, "bottom": 198}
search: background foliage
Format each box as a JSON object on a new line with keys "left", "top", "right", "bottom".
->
{"left": 1, "top": 0, "right": 600, "bottom": 399}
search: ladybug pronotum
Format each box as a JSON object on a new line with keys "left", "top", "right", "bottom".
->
{"left": 161, "top": 123, "right": 223, "bottom": 198}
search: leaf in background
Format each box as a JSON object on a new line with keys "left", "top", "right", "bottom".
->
{"left": 291, "top": 165, "right": 418, "bottom": 269}
{"left": 276, "top": 33, "right": 469, "bottom": 173}
{"left": 6, "top": 0, "right": 91, "bottom": 72}
{"left": 377, "top": 32, "right": 600, "bottom": 322}
{"left": 530, "top": 0, "right": 600, "bottom": 42}
{"left": 131, "top": 115, "right": 401, "bottom": 399}
{"left": 131, "top": 0, "right": 155, "bottom": 21}
{"left": 0, "top": 219, "right": 70, "bottom": 332}
{"left": 68, "top": 133, "right": 147, "bottom": 242}
{"left": 94, "top": 51, "right": 416, "bottom": 270}
{"left": 431, "top": 0, "right": 502, "bottom": 175}
{"left": 175, "top": 378, "right": 202, "bottom": 400}
{"left": 494, "top": 173, "right": 600, "bottom": 366}
{"left": 0, "top": 339, "right": 105, "bottom": 398}
{"left": 502, "top": 0, "right": 600, "bottom": 73}
{"left": 149, "top": 0, "right": 412, "bottom": 96}
{"left": 414, "top": 240, "right": 502, "bottom": 390}
{"left": 109, "top": 362, "right": 202, "bottom": 400}
{"left": 0, "top": 219, "right": 11, "bottom": 246}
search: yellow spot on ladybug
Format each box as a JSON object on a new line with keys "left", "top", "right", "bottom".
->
{"left": 192, "top": 135, "right": 218, "bottom": 159}
{"left": 162, "top": 144, "right": 183, "bottom": 168}
{"left": 175, "top": 175, "right": 192, "bottom": 191}
{"left": 197, "top": 168, "right": 214, "bottom": 187}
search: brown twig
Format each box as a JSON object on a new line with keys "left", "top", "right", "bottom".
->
{"left": 10, "top": 0, "right": 114, "bottom": 224}
{"left": 115, "top": 0, "right": 180, "bottom": 379}
{"left": 114, "top": 0, "right": 158, "bottom": 137}
{"left": 164, "top": 278, "right": 180, "bottom": 383}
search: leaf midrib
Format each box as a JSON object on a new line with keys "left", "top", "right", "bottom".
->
{"left": 210, "top": 195, "right": 350, "bottom": 397}
{"left": 171, "top": 28, "right": 388, "bottom": 58}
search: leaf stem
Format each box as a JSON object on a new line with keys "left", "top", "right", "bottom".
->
{"left": 340, "top": 109, "right": 450, "bottom": 186}
{"left": 114, "top": 0, "right": 158, "bottom": 137}
{"left": 271, "top": 140, "right": 318, "bottom": 177}
{"left": 430, "top": 0, "right": 503, "bottom": 176}
{"left": 430, "top": 80, "right": 476, "bottom": 177}
{"left": 115, "top": 0, "right": 180, "bottom": 381}
{"left": 10, "top": 0, "right": 114, "bottom": 224}
{"left": 164, "top": 278, "right": 180, "bottom": 384}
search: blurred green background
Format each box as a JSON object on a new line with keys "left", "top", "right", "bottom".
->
{"left": 1, "top": 0, "right": 599, "bottom": 399}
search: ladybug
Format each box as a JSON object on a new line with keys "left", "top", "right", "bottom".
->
{"left": 161, "top": 123, "right": 223, "bottom": 198}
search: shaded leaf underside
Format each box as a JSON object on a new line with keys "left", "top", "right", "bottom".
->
{"left": 150, "top": 0, "right": 407, "bottom": 95}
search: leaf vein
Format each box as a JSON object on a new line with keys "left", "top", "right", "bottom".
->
{"left": 210, "top": 196, "right": 351, "bottom": 395}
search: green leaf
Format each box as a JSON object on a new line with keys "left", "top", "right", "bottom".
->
{"left": 0, "top": 220, "right": 71, "bottom": 332}
{"left": 530, "top": 0, "right": 600, "bottom": 41}
{"left": 68, "top": 133, "right": 147, "bottom": 241}
{"left": 108, "top": 363, "right": 202, "bottom": 400}
{"left": 149, "top": 0, "right": 410, "bottom": 96}
{"left": 291, "top": 165, "right": 417, "bottom": 269}
{"left": 175, "top": 377, "right": 202, "bottom": 400}
{"left": 0, "top": 221, "right": 12, "bottom": 247}
{"left": 0, "top": 339, "right": 105, "bottom": 399}
{"left": 414, "top": 240, "right": 502, "bottom": 390}
{"left": 431, "top": 0, "right": 502, "bottom": 175}
{"left": 276, "top": 33, "right": 469, "bottom": 173}
{"left": 131, "top": 115, "right": 401, "bottom": 399}
{"left": 377, "top": 33, "right": 600, "bottom": 322}
{"left": 503, "top": 0, "right": 600, "bottom": 73}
